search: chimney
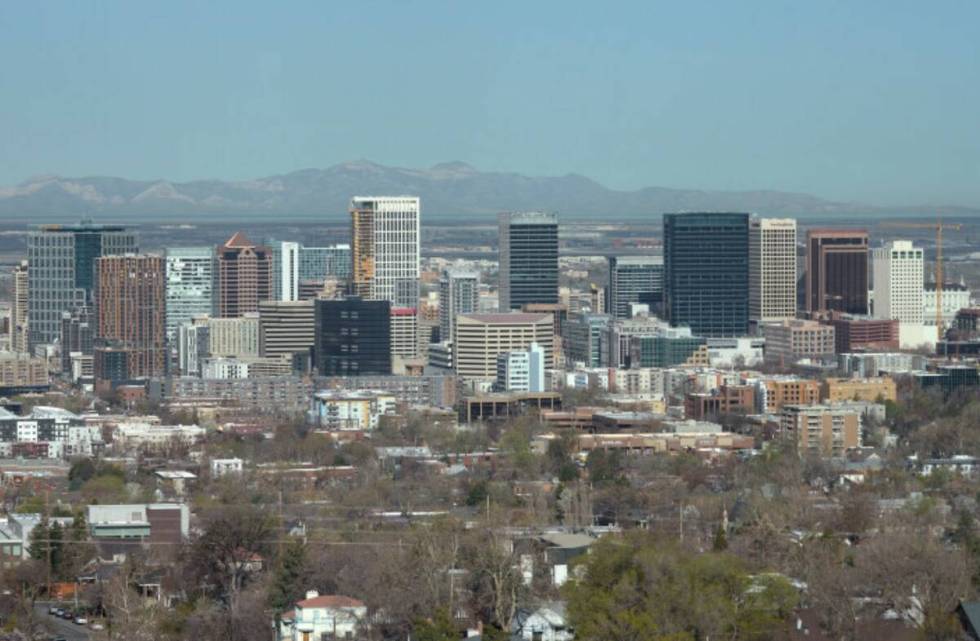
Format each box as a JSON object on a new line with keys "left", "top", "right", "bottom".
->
{"left": 305, "top": 590, "right": 319, "bottom": 600}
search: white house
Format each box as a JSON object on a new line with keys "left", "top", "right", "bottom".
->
{"left": 210, "top": 458, "right": 244, "bottom": 478}
{"left": 510, "top": 602, "right": 574, "bottom": 641}
{"left": 277, "top": 591, "right": 367, "bottom": 641}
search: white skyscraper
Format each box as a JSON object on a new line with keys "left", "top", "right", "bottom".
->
{"left": 270, "top": 240, "right": 300, "bottom": 302}
{"left": 165, "top": 247, "right": 215, "bottom": 349}
{"left": 872, "top": 240, "right": 927, "bottom": 347}
{"left": 350, "top": 196, "right": 420, "bottom": 307}
{"left": 439, "top": 269, "right": 480, "bottom": 344}
{"left": 749, "top": 218, "right": 797, "bottom": 323}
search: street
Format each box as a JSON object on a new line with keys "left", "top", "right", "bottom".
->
{"left": 33, "top": 602, "right": 91, "bottom": 641}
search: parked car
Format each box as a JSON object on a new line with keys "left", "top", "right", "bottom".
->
{"left": 47, "top": 605, "right": 58, "bottom": 615}
{"left": 73, "top": 616, "right": 88, "bottom": 625}
{"left": 61, "top": 610, "right": 74, "bottom": 620}
{"left": 90, "top": 621, "right": 105, "bottom": 630}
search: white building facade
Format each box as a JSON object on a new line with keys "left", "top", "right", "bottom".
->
{"left": 749, "top": 217, "right": 797, "bottom": 323}
{"left": 872, "top": 240, "right": 928, "bottom": 347}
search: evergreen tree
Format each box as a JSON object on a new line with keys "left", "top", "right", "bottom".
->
{"left": 713, "top": 523, "right": 729, "bottom": 551}
{"left": 268, "top": 538, "right": 308, "bottom": 613}
{"left": 27, "top": 517, "right": 50, "bottom": 562}
{"left": 48, "top": 521, "right": 64, "bottom": 578}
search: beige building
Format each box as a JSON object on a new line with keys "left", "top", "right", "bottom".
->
{"left": 208, "top": 314, "right": 260, "bottom": 357}
{"left": 781, "top": 404, "right": 861, "bottom": 458}
{"left": 749, "top": 218, "right": 797, "bottom": 323}
{"left": 758, "top": 378, "right": 821, "bottom": 413}
{"left": 11, "top": 261, "right": 28, "bottom": 353}
{"left": 390, "top": 308, "right": 419, "bottom": 360}
{"left": 0, "top": 352, "right": 48, "bottom": 387}
{"left": 822, "top": 377, "right": 897, "bottom": 403}
{"left": 454, "top": 313, "right": 554, "bottom": 381}
{"left": 762, "top": 319, "right": 835, "bottom": 365}
{"left": 259, "top": 300, "right": 314, "bottom": 359}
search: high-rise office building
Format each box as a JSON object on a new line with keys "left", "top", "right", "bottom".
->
{"left": 350, "top": 197, "right": 420, "bottom": 307}
{"left": 872, "top": 240, "right": 926, "bottom": 347}
{"left": 259, "top": 300, "right": 314, "bottom": 359}
{"left": 439, "top": 269, "right": 480, "bottom": 344}
{"left": 94, "top": 254, "right": 166, "bottom": 380}
{"left": 498, "top": 212, "right": 559, "bottom": 310}
{"left": 11, "top": 261, "right": 28, "bottom": 353}
{"left": 749, "top": 218, "right": 798, "bottom": 323}
{"left": 453, "top": 312, "right": 554, "bottom": 381}
{"left": 217, "top": 232, "right": 273, "bottom": 317}
{"left": 313, "top": 298, "right": 392, "bottom": 376}
{"left": 208, "top": 314, "right": 260, "bottom": 357}
{"left": 663, "top": 213, "right": 750, "bottom": 337}
{"left": 165, "top": 247, "right": 214, "bottom": 351}
{"left": 805, "top": 229, "right": 869, "bottom": 315}
{"left": 299, "top": 244, "right": 351, "bottom": 282}
{"left": 27, "top": 222, "right": 137, "bottom": 348}
{"left": 607, "top": 256, "right": 664, "bottom": 319}
{"left": 270, "top": 240, "right": 300, "bottom": 302}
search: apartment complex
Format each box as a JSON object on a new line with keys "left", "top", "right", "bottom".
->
{"left": 439, "top": 269, "right": 480, "bottom": 344}
{"left": 94, "top": 254, "right": 166, "bottom": 380}
{"left": 749, "top": 218, "right": 797, "bottom": 322}
{"left": 11, "top": 261, "right": 28, "bottom": 353}
{"left": 498, "top": 212, "right": 559, "bottom": 310}
{"left": 349, "top": 196, "right": 420, "bottom": 307}
{"left": 164, "top": 247, "right": 214, "bottom": 349}
{"left": 781, "top": 404, "right": 861, "bottom": 457}
{"left": 822, "top": 377, "right": 897, "bottom": 403}
{"left": 27, "top": 223, "right": 137, "bottom": 348}
{"left": 208, "top": 314, "right": 260, "bottom": 358}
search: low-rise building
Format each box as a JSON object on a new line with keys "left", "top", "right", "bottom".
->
{"left": 684, "top": 385, "right": 755, "bottom": 419}
{"left": 781, "top": 404, "right": 861, "bottom": 458}
{"left": 309, "top": 390, "right": 397, "bottom": 431}
{"left": 112, "top": 423, "right": 206, "bottom": 451}
{"left": 210, "top": 458, "right": 244, "bottom": 477}
{"left": 751, "top": 377, "right": 821, "bottom": 413}
{"left": 762, "top": 320, "right": 835, "bottom": 365}
{"left": 822, "top": 377, "right": 897, "bottom": 403}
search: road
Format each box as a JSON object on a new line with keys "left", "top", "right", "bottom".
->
{"left": 34, "top": 602, "right": 91, "bottom": 641}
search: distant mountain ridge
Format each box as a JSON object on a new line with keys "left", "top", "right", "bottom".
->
{"left": 0, "top": 160, "right": 973, "bottom": 220}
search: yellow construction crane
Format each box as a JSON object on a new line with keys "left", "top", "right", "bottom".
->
{"left": 880, "top": 219, "right": 963, "bottom": 332}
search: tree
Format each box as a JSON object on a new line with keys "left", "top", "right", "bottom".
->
{"left": 712, "top": 523, "right": 728, "bottom": 551}
{"left": 103, "top": 555, "right": 163, "bottom": 641}
{"left": 68, "top": 458, "right": 97, "bottom": 491}
{"left": 564, "top": 533, "right": 797, "bottom": 641}
{"left": 413, "top": 608, "right": 458, "bottom": 641}
{"left": 461, "top": 526, "right": 525, "bottom": 630}
{"left": 268, "top": 538, "right": 308, "bottom": 614}
{"left": 190, "top": 503, "right": 275, "bottom": 631}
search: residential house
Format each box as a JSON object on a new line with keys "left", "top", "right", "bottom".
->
{"left": 277, "top": 591, "right": 367, "bottom": 641}
{"left": 510, "top": 602, "right": 574, "bottom": 641}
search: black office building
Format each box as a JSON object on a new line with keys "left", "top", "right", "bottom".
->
{"left": 499, "top": 212, "right": 559, "bottom": 310}
{"left": 313, "top": 298, "right": 391, "bottom": 376}
{"left": 663, "top": 212, "right": 750, "bottom": 337}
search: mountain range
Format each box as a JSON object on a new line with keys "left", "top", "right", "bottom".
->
{"left": 0, "top": 160, "right": 974, "bottom": 221}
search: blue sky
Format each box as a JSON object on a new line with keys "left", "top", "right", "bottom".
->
{"left": 1, "top": 0, "right": 979, "bottom": 206}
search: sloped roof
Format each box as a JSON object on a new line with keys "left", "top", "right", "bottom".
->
{"left": 297, "top": 594, "right": 366, "bottom": 610}
{"left": 222, "top": 232, "right": 256, "bottom": 248}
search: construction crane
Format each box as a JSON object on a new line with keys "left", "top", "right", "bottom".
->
{"left": 880, "top": 219, "right": 963, "bottom": 333}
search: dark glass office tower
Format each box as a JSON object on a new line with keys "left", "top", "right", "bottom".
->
{"left": 663, "top": 213, "right": 750, "bottom": 337}
{"left": 607, "top": 256, "right": 664, "bottom": 319}
{"left": 499, "top": 212, "right": 559, "bottom": 310}
{"left": 27, "top": 222, "right": 137, "bottom": 348}
{"left": 805, "top": 229, "right": 869, "bottom": 315}
{"left": 313, "top": 297, "right": 391, "bottom": 376}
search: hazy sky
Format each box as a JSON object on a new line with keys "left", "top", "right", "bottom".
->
{"left": 2, "top": 1, "right": 979, "bottom": 206}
